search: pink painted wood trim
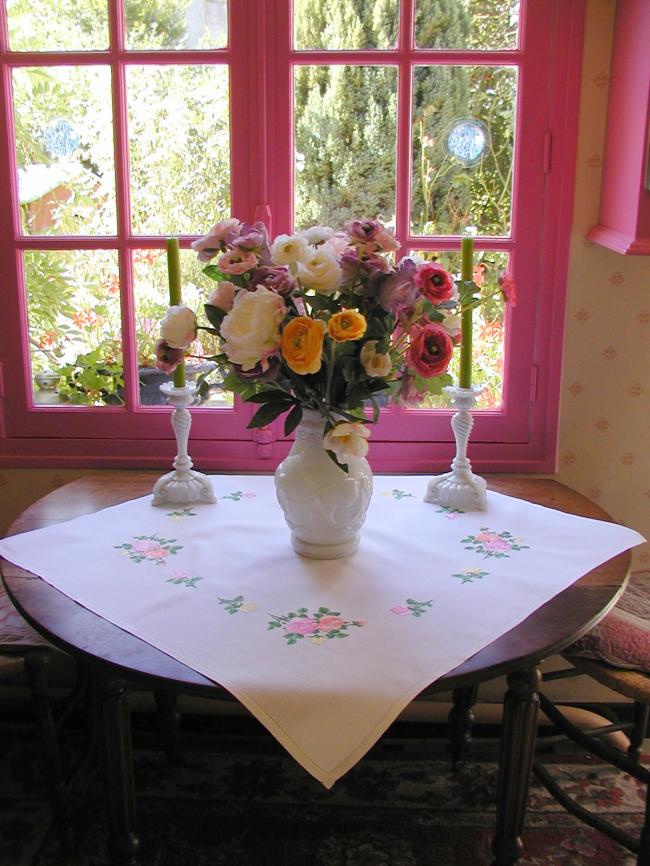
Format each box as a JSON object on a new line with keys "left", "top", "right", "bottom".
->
{"left": 589, "top": 0, "right": 650, "bottom": 253}
{"left": 587, "top": 225, "right": 650, "bottom": 256}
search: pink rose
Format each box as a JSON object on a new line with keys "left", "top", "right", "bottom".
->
{"left": 475, "top": 532, "right": 497, "bottom": 542}
{"left": 414, "top": 262, "right": 455, "bottom": 304}
{"left": 191, "top": 218, "right": 242, "bottom": 262}
{"left": 406, "top": 322, "right": 454, "bottom": 378}
{"left": 284, "top": 617, "right": 318, "bottom": 636}
{"left": 217, "top": 249, "right": 258, "bottom": 275}
{"left": 390, "top": 605, "right": 411, "bottom": 616}
{"left": 208, "top": 281, "right": 236, "bottom": 311}
{"left": 317, "top": 615, "right": 345, "bottom": 632}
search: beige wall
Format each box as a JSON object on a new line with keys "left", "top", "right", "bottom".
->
{"left": 1, "top": 1, "right": 650, "bottom": 574}
{"left": 556, "top": 0, "right": 650, "bottom": 572}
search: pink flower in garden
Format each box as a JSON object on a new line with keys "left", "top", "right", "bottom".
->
{"left": 406, "top": 322, "right": 454, "bottom": 378}
{"left": 284, "top": 617, "right": 318, "bottom": 636}
{"left": 217, "top": 249, "right": 258, "bottom": 275}
{"left": 390, "top": 605, "right": 411, "bottom": 616}
{"left": 498, "top": 269, "right": 517, "bottom": 306}
{"left": 414, "top": 262, "right": 455, "bottom": 305}
{"left": 154, "top": 339, "right": 184, "bottom": 374}
{"left": 191, "top": 218, "right": 242, "bottom": 262}
{"left": 318, "top": 615, "right": 345, "bottom": 632}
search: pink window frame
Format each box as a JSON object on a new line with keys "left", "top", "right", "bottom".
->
{"left": 0, "top": 0, "right": 585, "bottom": 472}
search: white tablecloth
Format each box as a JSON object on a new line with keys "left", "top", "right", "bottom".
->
{"left": 0, "top": 476, "right": 643, "bottom": 787}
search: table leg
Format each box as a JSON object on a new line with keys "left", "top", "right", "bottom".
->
{"left": 92, "top": 672, "right": 140, "bottom": 866}
{"left": 491, "top": 666, "right": 541, "bottom": 866}
{"left": 449, "top": 684, "right": 478, "bottom": 767}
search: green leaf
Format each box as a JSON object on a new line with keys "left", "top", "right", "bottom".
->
{"left": 202, "top": 264, "right": 229, "bottom": 283}
{"left": 247, "top": 400, "right": 293, "bottom": 429}
{"left": 204, "top": 303, "right": 226, "bottom": 330}
{"left": 245, "top": 390, "right": 290, "bottom": 404}
{"left": 284, "top": 403, "right": 303, "bottom": 437}
{"left": 325, "top": 449, "right": 349, "bottom": 474}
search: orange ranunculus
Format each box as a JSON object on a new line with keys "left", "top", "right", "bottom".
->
{"left": 327, "top": 310, "right": 367, "bottom": 342}
{"left": 281, "top": 316, "right": 326, "bottom": 375}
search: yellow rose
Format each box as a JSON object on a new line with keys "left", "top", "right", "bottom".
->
{"left": 281, "top": 316, "right": 326, "bottom": 375}
{"left": 327, "top": 310, "right": 367, "bottom": 342}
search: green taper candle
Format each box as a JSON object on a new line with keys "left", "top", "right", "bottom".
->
{"left": 459, "top": 236, "right": 474, "bottom": 389}
{"left": 166, "top": 238, "right": 186, "bottom": 387}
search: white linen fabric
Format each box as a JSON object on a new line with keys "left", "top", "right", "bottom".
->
{"left": 0, "top": 476, "right": 643, "bottom": 787}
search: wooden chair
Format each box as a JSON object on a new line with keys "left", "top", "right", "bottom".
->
{"left": 536, "top": 572, "right": 650, "bottom": 865}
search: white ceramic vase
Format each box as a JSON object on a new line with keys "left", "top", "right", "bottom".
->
{"left": 275, "top": 410, "right": 373, "bottom": 559}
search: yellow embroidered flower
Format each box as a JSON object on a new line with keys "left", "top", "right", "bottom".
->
{"left": 239, "top": 602, "right": 258, "bottom": 613}
{"left": 327, "top": 310, "right": 367, "bottom": 342}
{"left": 281, "top": 316, "right": 326, "bottom": 375}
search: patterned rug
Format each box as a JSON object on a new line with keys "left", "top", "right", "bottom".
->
{"left": 0, "top": 715, "right": 645, "bottom": 866}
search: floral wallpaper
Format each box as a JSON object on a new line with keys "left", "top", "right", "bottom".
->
{"left": 1, "top": 0, "right": 649, "bottom": 578}
{"left": 556, "top": 0, "right": 650, "bottom": 574}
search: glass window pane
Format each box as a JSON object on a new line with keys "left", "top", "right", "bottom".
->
{"left": 406, "top": 249, "right": 508, "bottom": 409}
{"left": 26, "top": 250, "right": 123, "bottom": 407}
{"left": 7, "top": 0, "right": 109, "bottom": 51}
{"left": 411, "top": 65, "right": 516, "bottom": 237}
{"left": 126, "top": 0, "right": 227, "bottom": 50}
{"left": 415, "top": 0, "right": 519, "bottom": 50}
{"left": 14, "top": 67, "right": 117, "bottom": 236}
{"left": 132, "top": 249, "right": 231, "bottom": 407}
{"left": 127, "top": 65, "right": 230, "bottom": 236}
{"left": 294, "top": 0, "right": 398, "bottom": 50}
{"left": 294, "top": 65, "right": 398, "bottom": 230}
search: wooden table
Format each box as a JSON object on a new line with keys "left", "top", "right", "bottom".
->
{"left": 0, "top": 473, "right": 632, "bottom": 866}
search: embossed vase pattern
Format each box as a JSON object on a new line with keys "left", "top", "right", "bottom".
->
{"left": 275, "top": 411, "right": 373, "bottom": 559}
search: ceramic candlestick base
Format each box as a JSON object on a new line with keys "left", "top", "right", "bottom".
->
{"left": 152, "top": 382, "right": 216, "bottom": 507}
{"left": 424, "top": 385, "right": 487, "bottom": 511}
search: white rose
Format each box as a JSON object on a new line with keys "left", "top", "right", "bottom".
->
{"left": 360, "top": 340, "right": 392, "bottom": 378}
{"left": 270, "top": 233, "right": 310, "bottom": 265}
{"left": 220, "top": 286, "right": 286, "bottom": 371}
{"left": 160, "top": 305, "right": 197, "bottom": 349}
{"left": 298, "top": 248, "right": 343, "bottom": 296}
{"left": 300, "top": 225, "right": 334, "bottom": 245}
{"left": 323, "top": 421, "right": 371, "bottom": 460}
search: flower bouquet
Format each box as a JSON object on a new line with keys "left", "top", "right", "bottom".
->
{"left": 156, "top": 217, "right": 513, "bottom": 556}
{"left": 157, "top": 218, "right": 467, "bottom": 465}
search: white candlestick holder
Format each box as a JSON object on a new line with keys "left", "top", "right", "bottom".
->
{"left": 424, "top": 385, "right": 487, "bottom": 511}
{"left": 152, "top": 382, "right": 216, "bottom": 507}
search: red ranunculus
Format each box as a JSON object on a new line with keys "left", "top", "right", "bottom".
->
{"left": 407, "top": 323, "right": 454, "bottom": 378}
{"left": 414, "top": 262, "right": 455, "bottom": 304}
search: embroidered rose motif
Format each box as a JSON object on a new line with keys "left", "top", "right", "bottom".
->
{"left": 453, "top": 568, "right": 490, "bottom": 584}
{"left": 391, "top": 599, "right": 433, "bottom": 617}
{"left": 217, "top": 595, "right": 258, "bottom": 614}
{"left": 115, "top": 535, "right": 182, "bottom": 565}
{"left": 268, "top": 606, "right": 366, "bottom": 646}
{"left": 166, "top": 570, "right": 202, "bottom": 588}
{"left": 461, "top": 529, "right": 529, "bottom": 560}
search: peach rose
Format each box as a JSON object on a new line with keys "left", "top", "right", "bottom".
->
{"left": 360, "top": 340, "right": 392, "bottom": 377}
{"left": 208, "top": 280, "right": 236, "bottom": 311}
{"left": 328, "top": 310, "right": 367, "bottom": 342}
{"left": 281, "top": 316, "right": 326, "bottom": 375}
{"left": 323, "top": 421, "right": 371, "bottom": 460}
